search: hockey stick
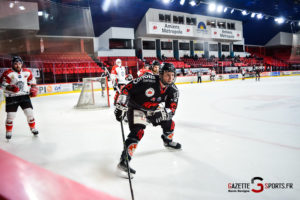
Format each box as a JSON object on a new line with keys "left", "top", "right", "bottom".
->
{"left": 106, "top": 65, "right": 134, "bottom": 199}
{"left": 120, "top": 118, "right": 135, "bottom": 200}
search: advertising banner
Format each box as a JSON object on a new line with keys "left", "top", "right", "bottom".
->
{"left": 148, "top": 22, "right": 193, "bottom": 36}
{"left": 229, "top": 74, "right": 239, "bottom": 79}
{"left": 271, "top": 71, "right": 280, "bottom": 76}
{"left": 211, "top": 28, "right": 242, "bottom": 40}
{"left": 194, "top": 21, "right": 210, "bottom": 38}
{"left": 38, "top": 83, "right": 73, "bottom": 94}
{"left": 281, "top": 71, "right": 292, "bottom": 75}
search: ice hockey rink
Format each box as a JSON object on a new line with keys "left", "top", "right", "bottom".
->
{"left": 1, "top": 76, "right": 300, "bottom": 200}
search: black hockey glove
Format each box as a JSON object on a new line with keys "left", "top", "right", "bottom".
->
{"left": 114, "top": 104, "right": 128, "bottom": 122}
{"left": 126, "top": 74, "right": 133, "bottom": 81}
{"left": 149, "top": 108, "right": 173, "bottom": 126}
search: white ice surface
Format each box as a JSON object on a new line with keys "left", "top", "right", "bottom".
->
{"left": 1, "top": 76, "right": 300, "bottom": 200}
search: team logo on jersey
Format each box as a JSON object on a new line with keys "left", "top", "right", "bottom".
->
{"left": 145, "top": 88, "right": 155, "bottom": 97}
{"left": 16, "top": 81, "right": 24, "bottom": 91}
{"left": 18, "top": 75, "right": 22, "bottom": 78}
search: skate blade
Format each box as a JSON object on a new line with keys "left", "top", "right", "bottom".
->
{"left": 165, "top": 146, "right": 182, "bottom": 151}
{"left": 116, "top": 168, "right": 134, "bottom": 179}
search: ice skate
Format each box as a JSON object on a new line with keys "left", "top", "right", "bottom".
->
{"left": 161, "top": 135, "right": 182, "bottom": 150}
{"left": 6, "top": 132, "right": 12, "bottom": 140}
{"left": 31, "top": 128, "right": 39, "bottom": 136}
{"left": 117, "top": 160, "right": 135, "bottom": 179}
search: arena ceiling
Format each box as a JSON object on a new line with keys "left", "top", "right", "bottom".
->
{"left": 21, "top": 0, "right": 300, "bottom": 45}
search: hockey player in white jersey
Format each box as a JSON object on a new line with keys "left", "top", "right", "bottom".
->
{"left": 111, "top": 59, "right": 127, "bottom": 105}
{"left": 0, "top": 56, "right": 39, "bottom": 140}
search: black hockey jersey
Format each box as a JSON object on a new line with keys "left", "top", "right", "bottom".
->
{"left": 121, "top": 74, "right": 179, "bottom": 114}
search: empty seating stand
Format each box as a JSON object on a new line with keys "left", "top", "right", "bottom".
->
{"left": 28, "top": 53, "right": 103, "bottom": 83}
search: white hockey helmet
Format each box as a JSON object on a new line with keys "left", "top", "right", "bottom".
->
{"left": 116, "top": 59, "right": 122, "bottom": 66}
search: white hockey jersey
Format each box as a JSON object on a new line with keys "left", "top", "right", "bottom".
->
{"left": 1, "top": 68, "right": 36, "bottom": 97}
{"left": 111, "top": 65, "right": 127, "bottom": 85}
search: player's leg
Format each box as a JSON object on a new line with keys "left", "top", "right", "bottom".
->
{"left": 160, "top": 120, "right": 181, "bottom": 150}
{"left": 5, "top": 97, "right": 19, "bottom": 140}
{"left": 113, "top": 84, "right": 125, "bottom": 105}
{"left": 20, "top": 95, "right": 38, "bottom": 136}
{"left": 101, "top": 83, "right": 105, "bottom": 96}
{"left": 118, "top": 108, "right": 147, "bottom": 174}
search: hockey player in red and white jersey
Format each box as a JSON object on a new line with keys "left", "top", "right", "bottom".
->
{"left": 0, "top": 56, "right": 39, "bottom": 140}
{"left": 137, "top": 64, "right": 151, "bottom": 77}
{"left": 111, "top": 59, "right": 127, "bottom": 105}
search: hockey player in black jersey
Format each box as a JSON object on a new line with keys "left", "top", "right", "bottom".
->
{"left": 114, "top": 63, "right": 181, "bottom": 176}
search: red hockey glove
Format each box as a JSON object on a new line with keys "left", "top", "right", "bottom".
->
{"left": 6, "top": 85, "right": 20, "bottom": 93}
{"left": 30, "top": 85, "right": 38, "bottom": 97}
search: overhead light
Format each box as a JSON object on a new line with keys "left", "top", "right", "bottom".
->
{"left": 256, "top": 13, "right": 263, "bottom": 19}
{"left": 44, "top": 12, "right": 49, "bottom": 19}
{"left": 38, "top": 11, "right": 43, "bottom": 16}
{"left": 208, "top": 3, "right": 216, "bottom": 12}
{"left": 162, "top": 0, "right": 171, "bottom": 4}
{"left": 189, "top": 0, "right": 196, "bottom": 6}
{"left": 19, "top": 5, "right": 25, "bottom": 10}
{"left": 230, "top": 8, "right": 234, "bottom": 14}
{"left": 223, "top": 7, "right": 228, "bottom": 13}
{"left": 216, "top": 5, "right": 223, "bottom": 13}
{"left": 298, "top": 21, "right": 300, "bottom": 26}
{"left": 251, "top": 13, "right": 256, "bottom": 18}
{"left": 241, "top": 10, "right": 248, "bottom": 15}
{"left": 180, "top": 0, "right": 185, "bottom": 5}
{"left": 9, "top": 2, "right": 14, "bottom": 8}
{"left": 275, "top": 17, "right": 284, "bottom": 24}
{"left": 102, "top": 0, "right": 111, "bottom": 12}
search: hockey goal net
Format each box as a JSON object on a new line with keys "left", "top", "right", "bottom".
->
{"left": 75, "top": 77, "right": 110, "bottom": 109}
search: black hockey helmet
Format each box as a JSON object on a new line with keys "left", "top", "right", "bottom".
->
{"left": 12, "top": 56, "right": 23, "bottom": 64}
{"left": 152, "top": 60, "right": 161, "bottom": 67}
{"left": 150, "top": 60, "right": 161, "bottom": 71}
{"left": 159, "top": 62, "right": 176, "bottom": 86}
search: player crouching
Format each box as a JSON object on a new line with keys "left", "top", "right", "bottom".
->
{"left": 114, "top": 63, "right": 181, "bottom": 177}
{"left": 0, "top": 56, "right": 39, "bottom": 140}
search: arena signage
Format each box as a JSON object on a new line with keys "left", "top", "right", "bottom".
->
{"left": 194, "top": 21, "right": 210, "bottom": 38}
{"left": 211, "top": 28, "right": 242, "bottom": 40}
{"left": 148, "top": 22, "right": 193, "bottom": 36}
{"left": 37, "top": 83, "right": 73, "bottom": 94}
